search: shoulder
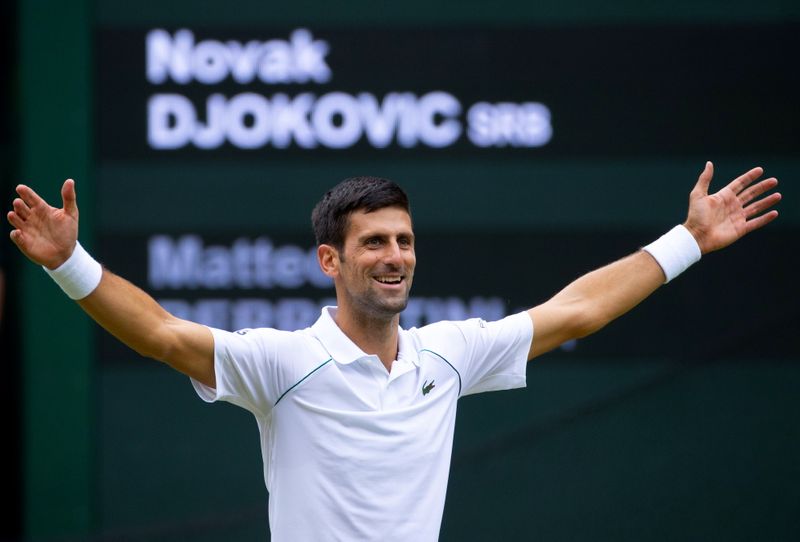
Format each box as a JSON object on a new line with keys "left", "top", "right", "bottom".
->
{"left": 404, "top": 318, "right": 482, "bottom": 355}
{"left": 210, "top": 326, "right": 329, "bottom": 365}
{"left": 411, "top": 317, "right": 495, "bottom": 340}
{"left": 406, "top": 312, "right": 532, "bottom": 354}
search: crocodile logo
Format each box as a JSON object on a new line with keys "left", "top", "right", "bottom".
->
{"left": 422, "top": 380, "right": 436, "bottom": 395}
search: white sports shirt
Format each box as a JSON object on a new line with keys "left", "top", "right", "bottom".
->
{"left": 192, "top": 306, "right": 533, "bottom": 541}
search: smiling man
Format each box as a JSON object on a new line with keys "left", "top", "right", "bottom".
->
{"left": 7, "top": 167, "right": 780, "bottom": 541}
{"left": 312, "top": 179, "right": 417, "bottom": 370}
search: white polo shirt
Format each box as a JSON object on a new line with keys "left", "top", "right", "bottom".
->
{"left": 192, "top": 307, "right": 532, "bottom": 541}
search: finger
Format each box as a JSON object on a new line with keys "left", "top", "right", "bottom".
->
{"left": 725, "top": 166, "right": 764, "bottom": 195}
{"left": 744, "top": 210, "right": 779, "bottom": 234}
{"left": 12, "top": 198, "right": 32, "bottom": 220}
{"left": 16, "top": 184, "right": 48, "bottom": 209}
{"left": 7, "top": 210, "right": 26, "bottom": 230}
{"left": 737, "top": 177, "right": 778, "bottom": 206}
{"left": 693, "top": 161, "right": 714, "bottom": 197}
{"left": 9, "top": 228, "right": 25, "bottom": 249}
{"left": 744, "top": 192, "right": 782, "bottom": 219}
{"left": 62, "top": 179, "right": 78, "bottom": 218}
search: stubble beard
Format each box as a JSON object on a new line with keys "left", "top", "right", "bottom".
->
{"left": 352, "top": 285, "right": 410, "bottom": 321}
{"left": 337, "top": 253, "right": 414, "bottom": 323}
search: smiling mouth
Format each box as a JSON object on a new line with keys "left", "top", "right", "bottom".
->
{"left": 373, "top": 275, "right": 404, "bottom": 285}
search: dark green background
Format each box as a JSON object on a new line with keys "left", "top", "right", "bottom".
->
{"left": 10, "top": 0, "right": 799, "bottom": 540}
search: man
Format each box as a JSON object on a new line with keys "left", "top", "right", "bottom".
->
{"left": 7, "top": 163, "right": 780, "bottom": 540}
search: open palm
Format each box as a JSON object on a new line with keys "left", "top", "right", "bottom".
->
{"left": 684, "top": 163, "right": 780, "bottom": 254}
{"left": 8, "top": 179, "right": 80, "bottom": 269}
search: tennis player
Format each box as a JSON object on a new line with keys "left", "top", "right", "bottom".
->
{"left": 7, "top": 163, "right": 780, "bottom": 541}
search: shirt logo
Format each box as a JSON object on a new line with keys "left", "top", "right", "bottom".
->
{"left": 422, "top": 380, "right": 436, "bottom": 395}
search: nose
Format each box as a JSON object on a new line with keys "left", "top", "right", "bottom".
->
{"left": 382, "top": 239, "right": 403, "bottom": 266}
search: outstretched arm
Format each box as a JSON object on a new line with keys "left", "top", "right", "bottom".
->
{"left": 527, "top": 162, "right": 781, "bottom": 360}
{"left": 8, "top": 179, "right": 215, "bottom": 387}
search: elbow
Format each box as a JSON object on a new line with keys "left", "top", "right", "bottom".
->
{"left": 130, "top": 341, "right": 170, "bottom": 364}
{"left": 572, "top": 306, "right": 613, "bottom": 339}
{"left": 128, "top": 320, "right": 179, "bottom": 364}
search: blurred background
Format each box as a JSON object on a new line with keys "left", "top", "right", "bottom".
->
{"left": 2, "top": 1, "right": 799, "bottom": 540}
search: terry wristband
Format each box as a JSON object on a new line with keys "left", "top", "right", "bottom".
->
{"left": 43, "top": 241, "right": 103, "bottom": 300}
{"left": 642, "top": 225, "right": 702, "bottom": 283}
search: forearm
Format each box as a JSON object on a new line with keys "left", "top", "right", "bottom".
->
{"left": 77, "top": 269, "right": 176, "bottom": 360}
{"left": 76, "top": 268, "right": 214, "bottom": 384}
{"left": 527, "top": 223, "right": 705, "bottom": 359}
{"left": 528, "top": 250, "right": 668, "bottom": 358}
{"left": 556, "top": 250, "right": 665, "bottom": 334}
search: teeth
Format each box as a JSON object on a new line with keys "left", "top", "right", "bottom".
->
{"left": 375, "top": 276, "right": 402, "bottom": 284}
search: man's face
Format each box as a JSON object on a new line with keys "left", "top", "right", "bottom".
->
{"left": 327, "top": 206, "right": 416, "bottom": 319}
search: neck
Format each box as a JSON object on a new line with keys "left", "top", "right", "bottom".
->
{"left": 334, "top": 307, "right": 400, "bottom": 372}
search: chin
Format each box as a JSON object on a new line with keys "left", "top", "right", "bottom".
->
{"left": 376, "top": 300, "right": 408, "bottom": 317}
{"left": 363, "top": 296, "right": 409, "bottom": 318}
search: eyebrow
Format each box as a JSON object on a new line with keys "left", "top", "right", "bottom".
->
{"left": 356, "top": 229, "right": 415, "bottom": 243}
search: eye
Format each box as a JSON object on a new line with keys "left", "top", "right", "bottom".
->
{"left": 365, "top": 237, "right": 382, "bottom": 248}
{"left": 398, "top": 236, "right": 413, "bottom": 248}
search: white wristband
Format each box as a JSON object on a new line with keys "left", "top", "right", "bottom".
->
{"left": 642, "top": 225, "right": 702, "bottom": 283}
{"left": 43, "top": 241, "right": 103, "bottom": 300}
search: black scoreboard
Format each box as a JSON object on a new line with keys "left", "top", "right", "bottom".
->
{"left": 94, "top": 17, "right": 798, "bottom": 359}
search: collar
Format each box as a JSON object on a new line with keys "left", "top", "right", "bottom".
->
{"left": 310, "top": 306, "right": 420, "bottom": 367}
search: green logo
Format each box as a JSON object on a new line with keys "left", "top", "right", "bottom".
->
{"left": 422, "top": 380, "right": 436, "bottom": 395}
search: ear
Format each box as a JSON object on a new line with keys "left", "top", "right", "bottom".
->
{"left": 317, "top": 244, "right": 340, "bottom": 278}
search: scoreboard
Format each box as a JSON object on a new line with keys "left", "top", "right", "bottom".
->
{"left": 94, "top": 17, "right": 798, "bottom": 359}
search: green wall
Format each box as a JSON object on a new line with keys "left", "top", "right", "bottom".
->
{"left": 19, "top": 0, "right": 94, "bottom": 538}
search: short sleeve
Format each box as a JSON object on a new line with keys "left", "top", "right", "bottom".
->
{"left": 191, "top": 327, "right": 300, "bottom": 417}
{"left": 451, "top": 311, "right": 533, "bottom": 396}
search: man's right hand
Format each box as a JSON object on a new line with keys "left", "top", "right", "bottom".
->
{"left": 8, "top": 179, "right": 79, "bottom": 269}
{"left": 9, "top": 178, "right": 217, "bottom": 386}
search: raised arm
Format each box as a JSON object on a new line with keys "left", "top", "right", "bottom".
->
{"left": 527, "top": 162, "right": 781, "bottom": 360}
{"left": 8, "top": 179, "right": 215, "bottom": 387}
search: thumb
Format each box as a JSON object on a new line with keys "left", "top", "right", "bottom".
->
{"left": 62, "top": 179, "right": 79, "bottom": 218}
{"left": 693, "top": 161, "right": 714, "bottom": 197}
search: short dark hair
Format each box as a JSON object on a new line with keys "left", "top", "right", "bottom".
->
{"left": 311, "top": 176, "right": 410, "bottom": 249}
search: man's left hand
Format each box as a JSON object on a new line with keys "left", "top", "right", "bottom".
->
{"left": 683, "top": 162, "right": 781, "bottom": 254}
